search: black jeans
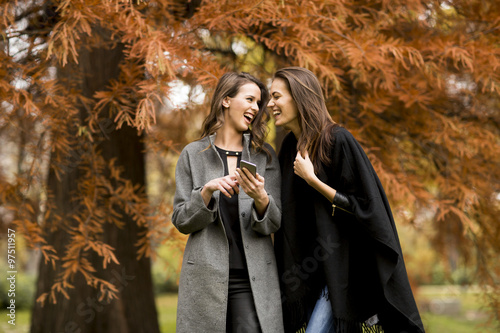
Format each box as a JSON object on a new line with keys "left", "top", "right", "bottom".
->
{"left": 226, "top": 269, "right": 262, "bottom": 333}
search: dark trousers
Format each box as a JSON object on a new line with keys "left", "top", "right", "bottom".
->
{"left": 226, "top": 269, "right": 262, "bottom": 333}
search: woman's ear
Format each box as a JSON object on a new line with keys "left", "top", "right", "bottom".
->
{"left": 222, "top": 97, "right": 230, "bottom": 108}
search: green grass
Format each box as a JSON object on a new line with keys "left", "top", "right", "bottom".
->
{"left": 158, "top": 288, "right": 499, "bottom": 333}
{"left": 419, "top": 285, "right": 483, "bottom": 306}
{"left": 0, "top": 295, "right": 178, "bottom": 333}
{"left": 156, "top": 293, "right": 177, "bottom": 332}
{"left": 0, "top": 294, "right": 178, "bottom": 333}
{"left": 0, "top": 308, "right": 30, "bottom": 333}
{"left": 418, "top": 285, "right": 497, "bottom": 333}
{"left": 1, "top": 287, "right": 498, "bottom": 332}
{"left": 421, "top": 312, "right": 495, "bottom": 333}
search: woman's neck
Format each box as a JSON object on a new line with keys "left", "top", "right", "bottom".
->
{"left": 214, "top": 126, "right": 244, "bottom": 151}
{"left": 284, "top": 118, "right": 301, "bottom": 139}
{"left": 291, "top": 126, "right": 302, "bottom": 140}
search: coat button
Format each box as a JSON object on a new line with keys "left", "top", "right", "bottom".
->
{"left": 241, "top": 212, "right": 246, "bottom": 217}
{"left": 245, "top": 244, "right": 249, "bottom": 249}
{"left": 251, "top": 276, "right": 255, "bottom": 281}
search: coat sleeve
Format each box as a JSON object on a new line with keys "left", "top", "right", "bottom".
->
{"left": 172, "top": 148, "right": 218, "bottom": 235}
{"left": 334, "top": 128, "right": 425, "bottom": 332}
{"left": 250, "top": 145, "right": 282, "bottom": 235}
{"left": 334, "top": 129, "right": 401, "bottom": 255}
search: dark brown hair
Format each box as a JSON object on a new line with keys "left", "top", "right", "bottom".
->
{"left": 274, "top": 67, "right": 337, "bottom": 171}
{"left": 200, "top": 72, "right": 270, "bottom": 156}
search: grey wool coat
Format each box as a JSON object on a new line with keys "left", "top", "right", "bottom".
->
{"left": 172, "top": 133, "right": 284, "bottom": 333}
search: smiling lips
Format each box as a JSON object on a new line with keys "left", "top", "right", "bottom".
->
{"left": 244, "top": 112, "right": 255, "bottom": 123}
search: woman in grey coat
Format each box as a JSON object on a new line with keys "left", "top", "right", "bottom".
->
{"left": 172, "top": 72, "right": 284, "bottom": 333}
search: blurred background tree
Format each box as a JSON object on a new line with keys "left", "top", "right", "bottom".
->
{"left": 1, "top": 0, "right": 499, "bottom": 332}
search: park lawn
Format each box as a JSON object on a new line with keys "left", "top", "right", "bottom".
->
{"left": 2, "top": 287, "right": 498, "bottom": 332}
{"left": 156, "top": 292, "right": 178, "bottom": 332}
{"left": 0, "top": 294, "right": 177, "bottom": 333}
{"left": 418, "top": 284, "right": 488, "bottom": 311}
{"left": 157, "top": 287, "right": 499, "bottom": 333}
{"left": 418, "top": 285, "right": 497, "bottom": 333}
{"left": 422, "top": 312, "right": 496, "bottom": 333}
{"left": 0, "top": 308, "right": 30, "bottom": 333}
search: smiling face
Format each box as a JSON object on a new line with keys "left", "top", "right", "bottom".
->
{"left": 268, "top": 78, "right": 300, "bottom": 135}
{"left": 223, "top": 82, "right": 261, "bottom": 133}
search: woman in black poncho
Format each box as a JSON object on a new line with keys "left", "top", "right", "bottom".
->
{"left": 268, "top": 67, "right": 425, "bottom": 333}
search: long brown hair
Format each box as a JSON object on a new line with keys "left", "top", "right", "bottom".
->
{"left": 200, "top": 72, "right": 270, "bottom": 156}
{"left": 274, "top": 67, "right": 337, "bottom": 171}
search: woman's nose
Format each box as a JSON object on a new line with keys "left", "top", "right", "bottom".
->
{"left": 252, "top": 101, "right": 259, "bottom": 111}
{"left": 267, "top": 99, "right": 274, "bottom": 107}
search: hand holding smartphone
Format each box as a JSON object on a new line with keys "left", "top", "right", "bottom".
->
{"left": 239, "top": 160, "right": 257, "bottom": 178}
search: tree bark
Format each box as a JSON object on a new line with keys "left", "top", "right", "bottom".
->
{"left": 31, "top": 29, "right": 160, "bottom": 333}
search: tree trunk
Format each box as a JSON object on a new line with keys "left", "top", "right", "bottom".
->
{"left": 31, "top": 30, "right": 160, "bottom": 333}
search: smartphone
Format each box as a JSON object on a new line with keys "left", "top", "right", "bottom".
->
{"left": 239, "top": 160, "right": 257, "bottom": 178}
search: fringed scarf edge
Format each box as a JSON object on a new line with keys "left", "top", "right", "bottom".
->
{"left": 293, "top": 318, "right": 385, "bottom": 333}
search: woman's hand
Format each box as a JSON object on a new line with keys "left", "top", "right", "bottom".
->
{"left": 295, "top": 151, "right": 337, "bottom": 202}
{"left": 235, "top": 167, "right": 269, "bottom": 216}
{"left": 201, "top": 175, "right": 239, "bottom": 206}
{"left": 294, "top": 151, "right": 317, "bottom": 184}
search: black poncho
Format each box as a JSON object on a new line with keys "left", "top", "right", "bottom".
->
{"left": 274, "top": 126, "right": 425, "bottom": 333}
